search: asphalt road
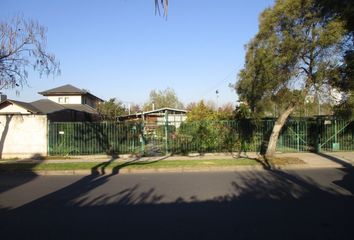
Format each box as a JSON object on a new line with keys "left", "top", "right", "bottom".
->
{"left": 0, "top": 167, "right": 353, "bottom": 240}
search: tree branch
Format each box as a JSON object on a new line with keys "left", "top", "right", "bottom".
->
{"left": 0, "top": 39, "right": 28, "bottom": 60}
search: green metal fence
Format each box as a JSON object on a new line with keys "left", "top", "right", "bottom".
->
{"left": 276, "top": 118, "right": 317, "bottom": 152}
{"left": 48, "top": 118, "right": 354, "bottom": 156}
{"left": 48, "top": 122, "right": 143, "bottom": 155}
{"left": 318, "top": 117, "right": 354, "bottom": 151}
{"left": 168, "top": 118, "right": 317, "bottom": 154}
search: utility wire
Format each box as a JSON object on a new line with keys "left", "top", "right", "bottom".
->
{"left": 199, "top": 67, "right": 238, "bottom": 98}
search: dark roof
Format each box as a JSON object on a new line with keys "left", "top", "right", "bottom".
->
{"left": 64, "top": 104, "right": 98, "bottom": 114}
{"left": 30, "top": 99, "right": 66, "bottom": 114}
{"left": 118, "top": 107, "right": 187, "bottom": 121}
{"left": 142, "top": 107, "right": 187, "bottom": 115}
{"left": 38, "top": 84, "right": 103, "bottom": 101}
{"left": 38, "top": 84, "right": 86, "bottom": 95}
{"left": 30, "top": 100, "right": 98, "bottom": 115}
{"left": 0, "top": 99, "right": 42, "bottom": 114}
{"left": 0, "top": 98, "right": 99, "bottom": 116}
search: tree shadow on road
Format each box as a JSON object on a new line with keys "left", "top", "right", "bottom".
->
{"left": 0, "top": 153, "right": 46, "bottom": 194}
{"left": 0, "top": 155, "right": 353, "bottom": 240}
{"left": 313, "top": 152, "right": 354, "bottom": 195}
{"left": 91, "top": 154, "right": 170, "bottom": 175}
{"left": 316, "top": 152, "right": 353, "bottom": 168}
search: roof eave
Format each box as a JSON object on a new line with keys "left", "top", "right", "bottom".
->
{"left": 38, "top": 92, "right": 85, "bottom": 96}
{"left": 39, "top": 91, "right": 103, "bottom": 102}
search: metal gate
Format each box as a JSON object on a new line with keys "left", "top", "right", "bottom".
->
{"left": 317, "top": 118, "right": 354, "bottom": 151}
{"left": 276, "top": 118, "right": 316, "bottom": 152}
{"left": 141, "top": 121, "right": 170, "bottom": 156}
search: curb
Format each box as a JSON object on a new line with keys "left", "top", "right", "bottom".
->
{"left": 33, "top": 166, "right": 262, "bottom": 175}
{"left": 28, "top": 163, "right": 348, "bottom": 176}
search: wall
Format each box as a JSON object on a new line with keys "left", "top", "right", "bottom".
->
{"left": 82, "top": 95, "right": 100, "bottom": 109}
{"left": 0, "top": 114, "right": 48, "bottom": 158}
{"left": 156, "top": 114, "right": 187, "bottom": 128}
{"left": 47, "top": 95, "right": 82, "bottom": 104}
{"left": 0, "top": 104, "right": 30, "bottom": 114}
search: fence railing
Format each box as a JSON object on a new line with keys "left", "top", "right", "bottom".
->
{"left": 48, "top": 122, "right": 142, "bottom": 155}
{"left": 48, "top": 117, "right": 354, "bottom": 156}
{"left": 318, "top": 118, "right": 354, "bottom": 151}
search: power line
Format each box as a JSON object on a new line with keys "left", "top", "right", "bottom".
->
{"left": 199, "top": 67, "right": 238, "bottom": 98}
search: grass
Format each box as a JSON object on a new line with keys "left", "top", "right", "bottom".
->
{"left": 0, "top": 156, "right": 77, "bottom": 161}
{"left": 0, "top": 157, "right": 20, "bottom": 161}
{"left": 0, "top": 158, "right": 260, "bottom": 172}
{"left": 0, "top": 156, "right": 305, "bottom": 173}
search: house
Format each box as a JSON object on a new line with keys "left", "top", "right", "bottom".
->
{"left": 0, "top": 84, "right": 103, "bottom": 158}
{"left": 118, "top": 107, "right": 188, "bottom": 134}
{"left": 38, "top": 84, "right": 102, "bottom": 109}
{"left": 118, "top": 107, "right": 187, "bottom": 125}
{"left": 0, "top": 84, "right": 103, "bottom": 121}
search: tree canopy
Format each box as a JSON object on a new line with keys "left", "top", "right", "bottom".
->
{"left": 186, "top": 101, "right": 215, "bottom": 121}
{"left": 236, "top": 0, "right": 348, "bottom": 157}
{"left": 186, "top": 100, "right": 234, "bottom": 121}
{"left": 237, "top": 0, "right": 346, "bottom": 114}
{"left": 0, "top": 15, "right": 60, "bottom": 90}
{"left": 143, "top": 88, "right": 184, "bottom": 111}
{"left": 97, "top": 98, "right": 127, "bottom": 121}
{"left": 315, "top": 0, "right": 354, "bottom": 119}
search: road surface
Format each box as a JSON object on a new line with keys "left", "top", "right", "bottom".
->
{"left": 0, "top": 167, "right": 353, "bottom": 239}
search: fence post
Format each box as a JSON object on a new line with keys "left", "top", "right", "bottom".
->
{"left": 334, "top": 119, "right": 338, "bottom": 143}
{"left": 140, "top": 122, "right": 145, "bottom": 155}
{"left": 164, "top": 110, "right": 169, "bottom": 155}
{"left": 47, "top": 119, "right": 50, "bottom": 156}
{"left": 315, "top": 117, "right": 321, "bottom": 153}
{"left": 297, "top": 120, "right": 300, "bottom": 152}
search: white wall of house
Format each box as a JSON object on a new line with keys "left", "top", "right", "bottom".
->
{"left": 156, "top": 114, "right": 187, "bottom": 128}
{"left": 0, "top": 115, "right": 48, "bottom": 158}
{"left": 82, "top": 96, "right": 97, "bottom": 108}
{"left": 0, "top": 104, "right": 31, "bottom": 114}
{"left": 47, "top": 95, "right": 82, "bottom": 104}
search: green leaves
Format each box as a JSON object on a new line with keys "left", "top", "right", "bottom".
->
{"left": 186, "top": 101, "right": 234, "bottom": 122}
{"left": 97, "top": 98, "right": 127, "bottom": 121}
{"left": 143, "top": 88, "right": 184, "bottom": 111}
{"left": 236, "top": 0, "right": 347, "bottom": 117}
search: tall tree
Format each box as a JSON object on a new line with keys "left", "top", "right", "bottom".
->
{"left": 315, "top": 0, "right": 354, "bottom": 119}
{"left": 143, "top": 88, "right": 184, "bottom": 111}
{"left": 0, "top": 15, "right": 60, "bottom": 90}
{"left": 236, "top": 0, "right": 346, "bottom": 157}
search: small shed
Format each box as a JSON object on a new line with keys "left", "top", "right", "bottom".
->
{"left": 119, "top": 107, "right": 187, "bottom": 124}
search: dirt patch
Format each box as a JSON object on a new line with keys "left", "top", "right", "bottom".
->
{"left": 268, "top": 157, "right": 305, "bottom": 165}
{"left": 201, "top": 161, "right": 216, "bottom": 165}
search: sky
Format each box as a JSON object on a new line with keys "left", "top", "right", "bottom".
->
{"left": 1, "top": 0, "right": 274, "bottom": 107}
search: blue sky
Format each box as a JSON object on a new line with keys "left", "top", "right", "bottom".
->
{"left": 1, "top": 0, "right": 274, "bottom": 107}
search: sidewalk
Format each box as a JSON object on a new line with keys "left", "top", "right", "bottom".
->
{"left": 274, "top": 152, "right": 354, "bottom": 169}
{"left": 2, "top": 152, "right": 260, "bottom": 164}
{"left": 325, "top": 152, "right": 354, "bottom": 162}
{"left": 2, "top": 151, "right": 353, "bottom": 171}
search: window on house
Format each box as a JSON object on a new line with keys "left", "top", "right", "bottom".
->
{"left": 58, "top": 97, "right": 63, "bottom": 103}
{"left": 64, "top": 97, "right": 69, "bottom": 103}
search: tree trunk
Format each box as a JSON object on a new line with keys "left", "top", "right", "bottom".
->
{"left": 264, "top": 102, "right": 296, "bottom": 158}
